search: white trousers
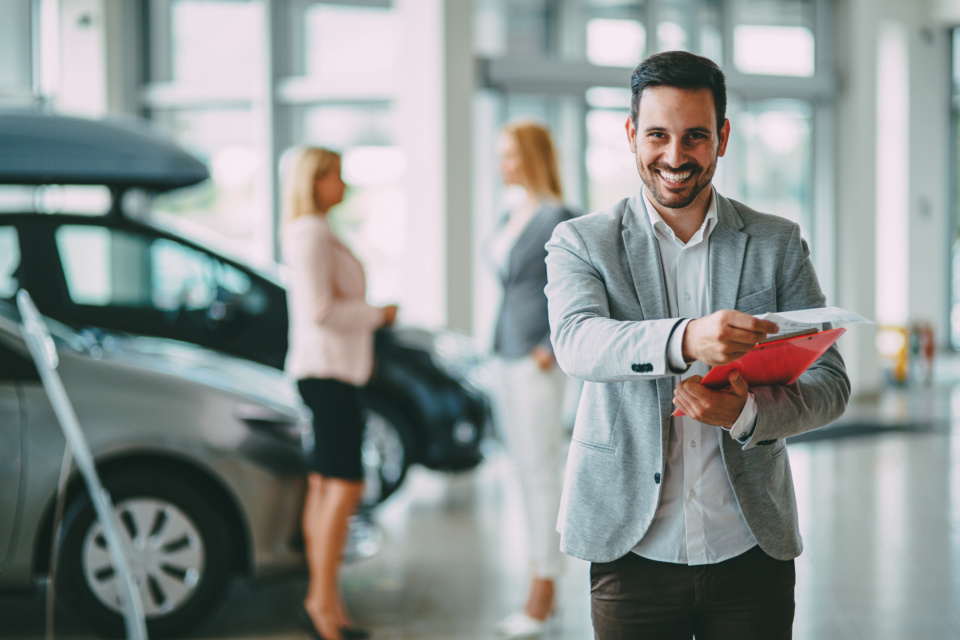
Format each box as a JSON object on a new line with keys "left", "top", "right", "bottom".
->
{"left": 493, "top": 355, "right": 567, "bottom": 579}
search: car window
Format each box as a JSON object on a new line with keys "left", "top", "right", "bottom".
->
{"left": 55, "top": 225, "right": 265, "bottom": 315}
{"left": 57, "top": 226, "right": 155, "bottom": 307}
{"left": 152, "top": 238, "right": 219, "bottom": 310}
{"left": 0, "top": 226, "right": 20, "bottom": 301}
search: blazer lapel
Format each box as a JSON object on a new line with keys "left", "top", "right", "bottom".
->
{"left": 621, "top": 193, "right": 673, "bottom": 452}
{"left": 708, "top": 195, "right": 747, "bottom": 313}
{"left": 621, "top": 192, "right": 669, "bottom": 321}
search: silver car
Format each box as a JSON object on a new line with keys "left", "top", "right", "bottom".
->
{"left": 0, "top": 298, "right": 312, "bottom": 637}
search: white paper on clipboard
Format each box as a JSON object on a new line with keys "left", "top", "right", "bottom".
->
{"left": 755, "top": 306, "right": 874, "bottom": 340}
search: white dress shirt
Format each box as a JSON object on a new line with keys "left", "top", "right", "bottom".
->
{"left": 489, "top": 202, "right": 540, "bottom": 278}
{"left": 631, "top": 187, "right": 759, "bottom": 565}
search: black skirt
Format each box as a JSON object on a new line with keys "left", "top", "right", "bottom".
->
{"left": 296, "top": 378, "right": 366, "bottom": 481}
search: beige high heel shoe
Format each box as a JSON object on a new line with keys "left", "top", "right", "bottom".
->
{"left": 495, "top": 611, "right": 551, "bottom": 638}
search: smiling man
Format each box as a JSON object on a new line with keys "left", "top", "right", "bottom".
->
{"left": 544, "top": 51, "right": 850, "bottom": 639}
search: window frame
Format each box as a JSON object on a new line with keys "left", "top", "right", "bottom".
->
{"left": 476, "top": 0, "right": 837, "bottom": 302}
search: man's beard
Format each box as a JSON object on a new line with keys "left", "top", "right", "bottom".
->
{"left": 638, "top": 157, "right": 717, "bottom": 210}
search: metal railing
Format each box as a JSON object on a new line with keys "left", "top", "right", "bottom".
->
{"left": 16, "top": 290, "right": 147, "bottom": 640}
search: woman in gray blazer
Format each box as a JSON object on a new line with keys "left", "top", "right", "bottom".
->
{"left": 490, "top": 121, "right": 572, "bottom": 638}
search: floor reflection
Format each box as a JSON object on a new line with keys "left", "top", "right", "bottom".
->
{"left": 5, "top": 385, "right": 960, "bottom": 639}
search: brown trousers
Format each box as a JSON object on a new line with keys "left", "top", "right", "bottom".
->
{"left": 590, "top": 546, "right": 795, "bottom": 640}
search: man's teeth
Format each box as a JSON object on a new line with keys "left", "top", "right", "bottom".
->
{"left": 659, "top": 170, "right": 692, "bottom": 183}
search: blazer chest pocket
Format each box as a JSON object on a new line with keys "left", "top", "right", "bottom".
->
{"left": 736, "top": 286, "right": 775, "bottom": 315}
{"left": 771, "top": 439, "right": 787, "bottom": 457}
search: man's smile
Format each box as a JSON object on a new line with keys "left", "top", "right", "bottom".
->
{"left": 655, "top": 167, "right": 695, "bottom": 186}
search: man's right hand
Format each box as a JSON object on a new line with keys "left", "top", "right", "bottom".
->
{"left": 681, "top": 310, "right": 779, "bottom": 367}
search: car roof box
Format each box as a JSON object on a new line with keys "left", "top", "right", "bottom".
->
{"left": 0, "top": 111, "right": 209, "bottom": 191}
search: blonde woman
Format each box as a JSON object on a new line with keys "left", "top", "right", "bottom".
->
{"left": 490, "top": 121, "right": 573, "bottom": 638}
{"left": 283, "top": 147, "right": 397, "bottom": 640}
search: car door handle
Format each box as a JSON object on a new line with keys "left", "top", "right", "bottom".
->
{"left": 234, "top": 404, "right": 299, "bottom": 428}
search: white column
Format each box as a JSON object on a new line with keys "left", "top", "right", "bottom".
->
{"left": 395, "top": 0, "right": 475, "bottom": 332}
{"left": 835, "top": 0, "right": 956, "bottom": 395}
{"left": 0, "top": 0, "right": 33, "bottom": 99}
{"left": 835, "top": 0, "right": 881, "bottom": 397}
{"left": 875, "top": 20, "right": 910, "bottom": 329}
{"left": 905, "top": 22, "right": 950, "bottom": 345}
{"left": 873, "top": 4, "right": 952, "bottom": 343}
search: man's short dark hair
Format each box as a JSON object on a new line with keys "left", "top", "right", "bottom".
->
{"left": 630, "top": 51, "right": 727, "bottom": 132}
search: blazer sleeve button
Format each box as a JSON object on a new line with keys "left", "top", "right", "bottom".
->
{"left": 631, "top": 364, "right": 641, "bottom": 373}
{"left": 654, "top": 472, "right": 661, "bottom": 484}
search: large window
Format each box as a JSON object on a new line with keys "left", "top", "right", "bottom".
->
{"left": 150, "top": 107, "right": 267, "bottom": 256}
{"left": 730, "top": 99, "right": 813, "bottom": 233}
{"left": 0, "top": 0, "right": 33, "bottom": 103}
{"left": 298, "top": 2, "right": 396, "bottom": 76}
{"left": 281, "top": 2, "right": 403, "bottom": 308}
{"left": 587, "top": 19, "right": 646, "bottom": 67}
{"left": 652, "top": 2, "right": 723, "bottom": 60}
{"left": 472, "top": 0, "right": 835, "bottom": 343}
{"left": 585, "top": 100, "right": 641, "bottom": 214}
{"left": 165, "top": 0, "right": 265, "bottom": 86}
{"left": 143, "top": 0, "right": 268, "bottom": 261}
{"left": 139, "top": 0, "right": 838, "bottom": 340}
{"left": 731, "top": 0, "right": 816, "bottom": 77}
{"left": 143, "top": 0, "right": 405, "bottom": 307}
{"left": 478, "top": 0, "right": 833, "bottom": 273}
{"left": 291, "top": 102, "right": 404, "bottom": 306}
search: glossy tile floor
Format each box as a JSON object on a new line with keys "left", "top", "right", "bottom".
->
{"left": 5, "top": 377, "right": 960, "bottom": 639}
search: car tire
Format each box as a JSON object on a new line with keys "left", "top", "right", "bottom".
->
{"left": 361, "top": 398, "right": 415, "bottom": 507}
{"left": 56, "top": 468, "right": 234, "bottom": 638}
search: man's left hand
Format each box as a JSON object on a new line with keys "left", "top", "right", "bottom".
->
{"left": 531, "top": 345, "right": 556, "bottom": 371}
{"left": 672, "top": 371, "right": 749, "bottom": 429}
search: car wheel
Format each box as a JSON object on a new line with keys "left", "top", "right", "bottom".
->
{"left": 361, "top": 400, "right": 414, "bottom": 507}
{"left": 56, "top": 469, "right": 234, "bottom": 638}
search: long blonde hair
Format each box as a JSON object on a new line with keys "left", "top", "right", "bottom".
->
{"left": 502, "top": 120, "right": 563, "bottom": 201}
{"left": 283, "top": 146, "right": 341, "bottom": 225}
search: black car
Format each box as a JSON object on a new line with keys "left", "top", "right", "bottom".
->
{"left": 0, "top": 111, "right": 489, "bottom": 506}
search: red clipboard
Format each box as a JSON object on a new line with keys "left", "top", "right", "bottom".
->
{"left": 672, "top": 327, "right": 845, "bottom": 417}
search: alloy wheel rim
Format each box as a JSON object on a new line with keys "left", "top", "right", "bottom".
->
{"left": 81, "top": 498, "right": 205, "bottom": 617}
{"left": 362, "top": 411, "right": 405, "bottom": 503}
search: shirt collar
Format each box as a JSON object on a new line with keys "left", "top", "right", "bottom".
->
{"left": 641, "top": 186, "right": 718, "bottom": 247}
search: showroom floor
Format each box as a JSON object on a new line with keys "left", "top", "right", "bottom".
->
{"left": 5, "top": 380, "right": 960, "bottom": 639}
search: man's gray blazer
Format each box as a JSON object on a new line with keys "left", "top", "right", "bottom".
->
{"left": 544, "top": 190, "right": 850, "bottom": 563}
{"left": 494, "top": 203, "right": 572, "bottom": 357}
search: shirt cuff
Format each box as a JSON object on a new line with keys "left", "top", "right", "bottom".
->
{"left": 729, "top": 392, "right": 758, "bottom": 441}
{"left": 666, "top": 318, "right": 692, "bottom": 374}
